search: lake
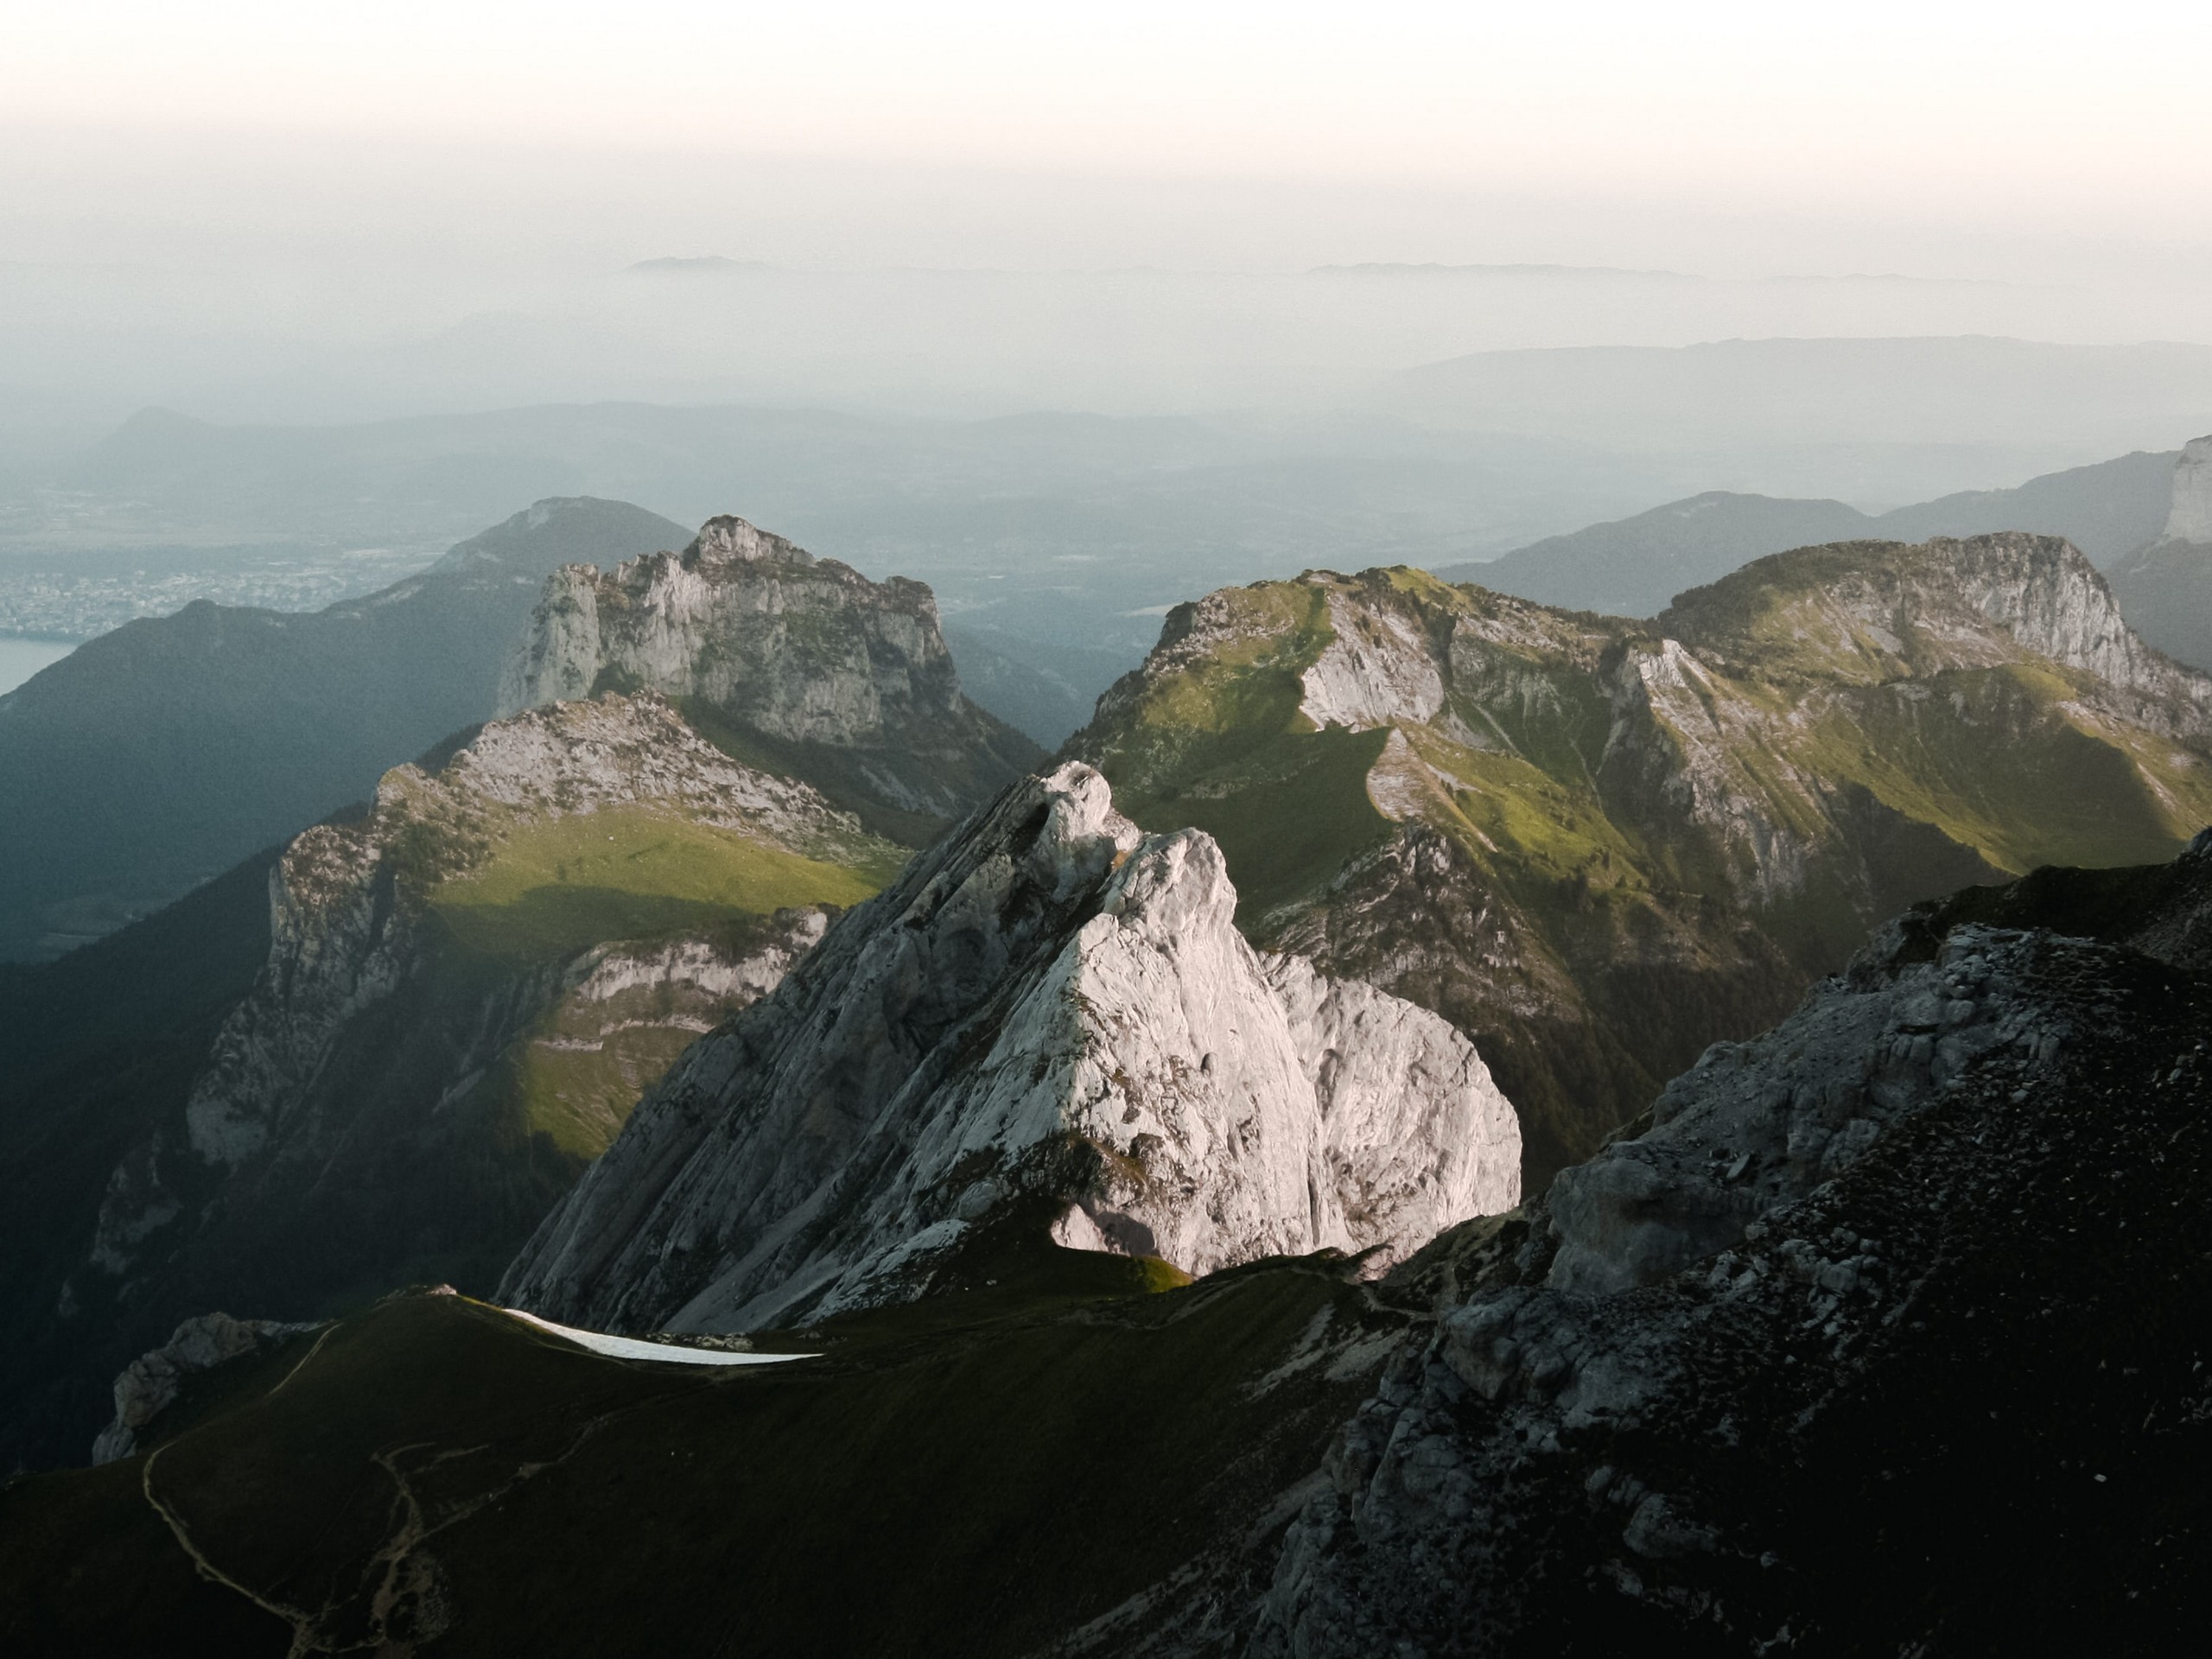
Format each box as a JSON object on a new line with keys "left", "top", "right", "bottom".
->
{"left": 0, "top": 638, "right": 76, "bottom": 696}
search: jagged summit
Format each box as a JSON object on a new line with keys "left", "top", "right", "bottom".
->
{"left": 498, "top": 512, "right": 1041, "bottom": 836}
{"left": 502, "top": 761, "right": 1521, "bottom": 1332}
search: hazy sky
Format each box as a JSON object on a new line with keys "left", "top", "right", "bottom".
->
{"left": 10, "top": 3, "right": 2212, "bottom": 275}
{"left": 8, "top": 3, "right": 2212, "bottom": 436}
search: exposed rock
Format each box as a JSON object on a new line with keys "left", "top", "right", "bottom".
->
{"left": 2107, "top": 436, "right": 2212, "bottom": 674}
{"left": 1242, "top": 836, "right": 2212, "bottom": 1656}
{"left": 1072, "top": 536, "right": 2212, "bottom": 1181}
{"left": 498, "top": 514, "right": 1040, "bottom": 828}
{"left": 91, "top": 1312, "right": 317, "bottom": 1465}
{"left": 67, "top": 693, "right": 879, "bottom": 1386}
{"left": 2163, "top": 434, "right": 2212, "bottom": 545}
{"left": 502, "top": 763, "right": 1521, "bottom": 1332}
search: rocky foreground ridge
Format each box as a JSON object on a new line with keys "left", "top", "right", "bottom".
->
{"left": 499, "top": 513, "right": 1042, "bottom": 837}
{"left": 1234, "top": 836, "right": 2212, "bottom": 1656}
{"left": 1071, "top": 531, "right": 2212, "bottom": 1181}
{"left": 504, "top": 762, "right": 1522, "bottom": 1331}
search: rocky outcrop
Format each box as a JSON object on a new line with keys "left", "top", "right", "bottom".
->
{"left": 1071, "top": 538, "right": 2212, "bottom": 1180}
{"left": 90, "top": 1312, "right": 316, "bottom": 1465}
{"left": 502, "top": 763, "right": 1521, "bottom": 1332}
{"left": 1243, "top": 835, "right": 2212, "bottom": 1656}
{"left": 498, "top": 514, "right": 1040, "bottom": 828}
{"left": 64, "top": 693, "right": 884, "bottom": 1386}
{"left": 178, "top": 693, "right": 867, "bottom": 1172}
{"left": 2108, "top": 436, "right": 2212, "bottom": 675}
{"left": 2162, "top": 434, "right": 2212, "bottom": 545}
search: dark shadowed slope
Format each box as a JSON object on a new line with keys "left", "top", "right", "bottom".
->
{"left": 0, "top": 498, "right": 687, "bottom": 959}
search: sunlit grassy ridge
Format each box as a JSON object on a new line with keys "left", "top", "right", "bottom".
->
{"left": 428, "top": 804, "right": 898, "bottom": 960}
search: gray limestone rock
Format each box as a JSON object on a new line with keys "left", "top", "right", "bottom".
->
{"left": 501, "top": 763, "right": 1522, "bottom": 1332}
{"left": 91, "top": 1311, "right": 317, "bottom": 1465}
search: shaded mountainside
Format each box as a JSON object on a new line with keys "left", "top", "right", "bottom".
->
{"left": 0, "top": 694, "right": 901, "bottom": 1471}
{"left": 0, "top": 497, "right": 687, "bottom": 960}
{"left": 505, "top": 762, "right": 1519, "bottom": 1334}
{"left": 1243, "top": 836, "right": 2212, "bottom": 1656}
{"left": 1067, "top": 533, "right": 2212, "bottom": 1184}
{"left": 499, "top": 514, "right": 1045, "bottom": 842}
{"left": 10, "top": 842, "right": 2212, "bottom": 1653}
{"left": 1437, "top": 447, "right": 2179, "bottom": 620}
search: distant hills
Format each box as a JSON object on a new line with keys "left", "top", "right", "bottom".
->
{"left": 1440, "top": 448, "right": 2180, "bottom": 618}
{"left": 0, "top": 499, "right": 687, "bottom": 960}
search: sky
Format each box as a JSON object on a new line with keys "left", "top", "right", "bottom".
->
{"left": 6, "top": 3, "right": 2212, "bottom": 435}
{"left": 10, "top": 2, "right": 2212, "bottom": 275}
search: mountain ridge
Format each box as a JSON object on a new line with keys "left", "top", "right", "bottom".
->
{"left": 1067, "top": 531, "right": 2212, "bottom": 1183}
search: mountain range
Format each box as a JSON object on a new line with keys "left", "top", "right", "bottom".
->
{"left": 7, "top": 741, "right": 2209, "bottom": 1655}
{"left": 7, "top": 478, "right": 2212, "bottom": 1648}
{"left": 1071, "top": 531, "right": 2212, "bottom": 1182}
{"left": 1440, "top": 445, "right": 2181, "bottom": 619}
{"left": 0, "top": 500, "right": 1039, "bottom": 961}
{"left": 0, "top": 524, "right": 1032, "bottom": 1468}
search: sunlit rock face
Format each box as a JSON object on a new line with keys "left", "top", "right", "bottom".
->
{"left": 502, "top": 763, "right": 1522, "bottom": 1332}
{"left": 498, "top": 514, "right": 1040, "bottom": 822}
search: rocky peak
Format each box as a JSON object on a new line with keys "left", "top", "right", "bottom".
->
{"left": 500, "top": 761, "right": 1521, "bottom": 1333}
{"left": 496, "top": 514, "right": 1039, "bottom": 826}
{"left": 2160, "top": 434, "right": 2212, "bottom": 545}
{"left": 682, "top": 514, "right": 812, "bottom": 568}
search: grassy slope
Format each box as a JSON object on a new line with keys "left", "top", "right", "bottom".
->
{"left": 0, "top": 1249, "right": 1400, "bottom": 1657}
{"left": 1078, "top": 560, "right": 2212, "bottom": 1184}
{"left": 429, "top": 804, "right": 896, "bottom": 960}
{"left": 0, "top": 773, "right": 906, "bottom": 1471}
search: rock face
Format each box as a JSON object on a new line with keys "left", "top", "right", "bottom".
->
{"left": 43, "top": 692, "right": 885, "bottom": 1465}
{"left": 498, "top": 514, "right": 1041, "bottom": 833}
{"left": 91, "top": 1312, "right": 315, "bottom": 1465}
{"left": 502, "top": 763, "right": 1521, "bottom": 1332}
{"left": 2109, "top": 435, "right": 2212, "bottom": 673}
{"left": 1071, "top": 535, "right": 2212, "bottom": 1180}
{"left": 1243, "top": 835, "right": 2212, "bottom": 1656}
{"left": 2163, "top": 434, "right": 2212, "bottom": 545}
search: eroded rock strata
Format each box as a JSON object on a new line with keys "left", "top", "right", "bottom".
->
{"left": 503, "top": 763, "right": 1522, "bottom": 1331}
{"left": 499, "top": 513, "right": 1042, "bottom": 832}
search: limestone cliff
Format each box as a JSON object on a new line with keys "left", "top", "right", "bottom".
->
{"left": 2109, "top": 434, "right": 2212, "bottom": 673}
{"left": 502, "top": 763, "right": 1521, "bottom": 1332}
{"left": 1070, "top": 534, "right": 2212, "bottom": 1181}
{"left": 2162, "top": 433, "right": 2212, "bottom": 545}
{"left": 498, "top": 514, "right": 1041, "bottom": 836}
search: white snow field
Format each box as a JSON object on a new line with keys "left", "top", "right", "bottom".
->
{"left": 498, "top": 1306, "right": 814, "bottom": 1367}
